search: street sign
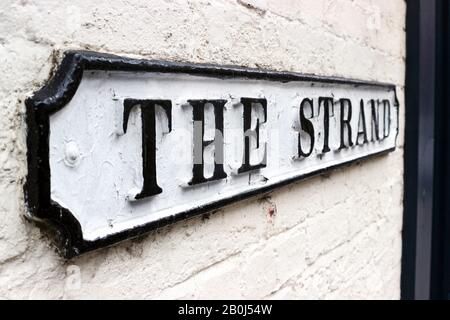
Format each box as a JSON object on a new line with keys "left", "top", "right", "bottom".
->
{"left": 25, "top": 51, "right": 399, "bottom": 257}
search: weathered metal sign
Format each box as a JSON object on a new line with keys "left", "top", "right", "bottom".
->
{"left": 25, "top": 51, "right": 399, "bottom": 257}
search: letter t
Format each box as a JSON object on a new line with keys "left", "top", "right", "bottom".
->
{"left": 123, "top": 99, "right": 172, "bottom": 200}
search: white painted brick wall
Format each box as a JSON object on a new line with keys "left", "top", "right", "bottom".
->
{"left": 0, "top": 0, "right": 405, "bottom": 299}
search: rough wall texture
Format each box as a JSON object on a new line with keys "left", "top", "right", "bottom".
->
{"left": 0, "top": 0, "right": 405, "bottom": 299}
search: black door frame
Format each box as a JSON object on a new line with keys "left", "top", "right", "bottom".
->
{"left": 402, "top": 0, "right": 450, "bottom": 300}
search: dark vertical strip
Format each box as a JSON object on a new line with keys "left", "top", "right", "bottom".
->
{"left": 430, "top": 0, "right": 450, "bottom": 300}
{"left": 402, "top": 0, "right": 437, "bottom": 300}
{"left": 414, "top": 0, "right": 436, "bottom": 298}
{"left": 440, "top": 0, "right": 450, "bottom": 297}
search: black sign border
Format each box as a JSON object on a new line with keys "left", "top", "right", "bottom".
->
{"left": 24, "top": 50, "right": 399, "bottom": 258}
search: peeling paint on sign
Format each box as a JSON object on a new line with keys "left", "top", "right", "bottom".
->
{"left": 24, "top": 51, "right": 399, "bottom": 257}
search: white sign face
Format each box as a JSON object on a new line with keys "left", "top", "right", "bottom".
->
{"left": 25, "top": 51, "right": 399, "bottom": 257}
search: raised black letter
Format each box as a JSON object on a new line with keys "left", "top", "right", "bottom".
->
{"left": 339, "top": 98, "right": 353, "bottom": 150}
{"left": 123, "top": 99, "right": 172, "bottom": 200}
{"left": 298, "top": 98, "right": 315, "bottom": 157}
{"left": 318, "top": 97, "right": 334, "bottom": 154}
{"left": 238, "top": 98, "right": 267, "bottom": 174}
{"left": 356, "top": 99, "right": 368, "bottom": 145}
{"left": 382, "top": 99, "right": 391, "bottom": 139}
{"left": 188, "top": 100, "right": 227, "bottom": 185}
{"left": 370, "top": 99, "right": 380, "bottom": 142}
